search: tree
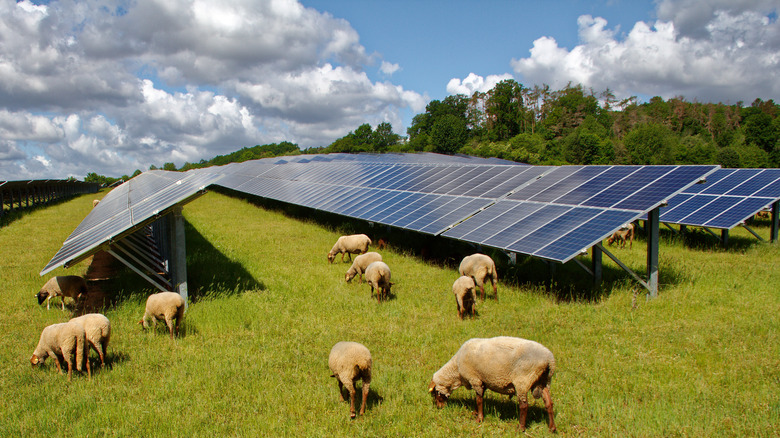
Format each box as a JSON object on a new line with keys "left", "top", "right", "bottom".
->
{"left": 162, "top": 162, "right": 176, "bottom": 171}
{"left": 485, "top": 79, "right": 523, "bottom": 141}
{"left": 430, "top": 114, "right": 468, "bottom": 154}
{"left": 372, "top": 122, "right": 400, "bottom": 152}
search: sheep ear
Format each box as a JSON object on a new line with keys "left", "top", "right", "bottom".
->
{"left": 428, "top": 381, "right": 436, "bottom": 392}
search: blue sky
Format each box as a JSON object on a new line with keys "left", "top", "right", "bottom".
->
{"left": 0, "top": 0, "right": 778, "bottom": 180}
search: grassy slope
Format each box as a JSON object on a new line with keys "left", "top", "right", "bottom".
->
{"left": 0, "top": 191, "right": 777, "bottom": 437}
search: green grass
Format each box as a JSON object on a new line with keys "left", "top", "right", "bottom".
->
{"left": 1, "top": 191, "right": 778, "bottom": 437}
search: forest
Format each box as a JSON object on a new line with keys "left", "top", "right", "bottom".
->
{"left": 101, "top": 80, "right": 779, "bottom": 183}
{"left": 314, "top": 80, "right": 780, "bottom": 168}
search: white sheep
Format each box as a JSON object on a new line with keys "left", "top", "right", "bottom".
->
{"left": 458, "top": 254, "right": 498, "bottom": 301}
{"left": 328, "top": 234, "right": 371, "bottom": 263}
{"left": 452, "top": 276, "right": 477, "bottom": 319}
{"left": 30, "top": 321, "right": 91, "bottom": 381}
{"left": 428, "top": 336, "right": 557, "bottom": 432}
{"left": 364, "top": 261, "right": 393, "bottom": 302}
{"left": 138, "top": 292, "right": 185, "bottom": 339}
{"left": 328, "top": 341, "right": 372, "bottom": 418}
{"left": 345, "top": 252, "right": 383, "bottom": 283}
{"left": 92, "top": 199, "right": 100, "bottom": 207}
{"left": 70, "top": 313, "right": 111, "bottom": 367}
{"left": 607, "top": 222, "right": 635, "bottom": 249}
{"left": 36, "top": 275, "right": 88, "bottom": 311}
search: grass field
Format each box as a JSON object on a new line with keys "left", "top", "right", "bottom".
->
{"left": 0, "top": 191, "right": 778, "bottom": 437}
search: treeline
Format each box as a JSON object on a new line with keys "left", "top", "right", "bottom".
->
{"left": 316, "top": 80, "right": 780, "bottom": 168}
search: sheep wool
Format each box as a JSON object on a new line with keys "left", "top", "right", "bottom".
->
{"left": 345, "top": 252, "right": 383, "bottom": 283}
{"left": 70, "top": 313, "right": 111, "bottom": 367}
{"left": 327, "top": 234, "right": 371, "bottom": 263}
{"left": 458, "top": 254, "right": 498, "bottom": 301}
{"left": 30, "top": 321, "right": 91, "bottom": 381}
{"left": 328, "top": 341, "right": 372, "bottom": 418}
{"left": 364, "top": 261, "right": 392, "bottom": 302}
{"left": 140, "top": 292, "right": 186, "bottom": 339}
{"left": 452, "top": 276, "right": 476, "bottom": 319}
{"left": 428, "top": 336, "right": 557, "bottom": 432}
{"left": 36, "top": 275, "right": 87, "bottom": 310}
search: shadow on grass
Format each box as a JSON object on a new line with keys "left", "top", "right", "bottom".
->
{"left": 447, "top": 395, "right": 552, "bottom": 429}
{"left": 212, "top": 188, "right": 695, "bottom": 303}
{"left": 0, "top": 194, "right": 87, "bottom": 228}
{"left": 100, "top": 218, "right": 264, "bottom": 307}
{"left": 332, "top": 386, "right": 384, "bottom": 417}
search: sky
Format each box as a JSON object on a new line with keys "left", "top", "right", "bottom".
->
{"left": 1, "top": 0, "right": 778, "bottom": 180}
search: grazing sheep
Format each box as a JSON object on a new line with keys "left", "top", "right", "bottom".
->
{"left": 328, "top": 341, "right": 373, "bottom": 418}
{"left": 365, "top": 261, "right": 393, "bottom": 302}
{"left": 607, "top": 222, "right": 635, "bottom": 249}
{"left": 30, "top": 321, "right": 91, "bottom": 381}
{"left": 428, "top": 336, "right": 556, "bottom": 432}
{"left": 755, "top": 210, "right": 770, "bottom": 219}
{"left": 92, "top": 199, "right": 100, "bottom": 207}
{"left": 345, "top": 252, "right": 383, "bottom": 283}
{"left": 458, "top": 254, "right": 498, "bottom": 301}
{"left": 36, "top": 275, "right": 88, "bottom": 311}
{"left": 452, "top": 276, "right": 477, "bottom": 319}
{"left": 70, "top": 313, "right": 111, "bottom": 367}
{"left": 376, "top": 237, "right": 388, "bottom": 250}
{"left": 328, "top": 234, "right": 371, "bottom": 263}
{"left": 139, "top": 292, "right": 185, "bottom": 339}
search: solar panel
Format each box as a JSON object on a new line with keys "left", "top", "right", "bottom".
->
{"left": 42, "top": 153, "right": 718, "bottom": 275}
{"left": 655, "top": 168, "right": 780, "bottom": 229}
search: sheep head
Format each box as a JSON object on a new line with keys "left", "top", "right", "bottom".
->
{"left": 30, "top": 354, "right": 43, "bottom": 367}
{"left": 327, "top": 252, "right": 336, "bottom": 263}
{"left": 35, "top": 290, "right": 48, "bottom": 305}
{"left": 428, "top": 380, "right": 449, "bottom": 408}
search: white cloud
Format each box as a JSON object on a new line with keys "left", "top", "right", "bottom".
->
{"left": 0, "top": 0, "right": 423, "bottom": 180}
{"left": 380, "top": 61, "right": 400, "bottom": 75}
{"left": 511, "top": 3, "right": 780, "bottom": 103}
{"left": 446, "top": 73, "right": 515, "bottom": 95}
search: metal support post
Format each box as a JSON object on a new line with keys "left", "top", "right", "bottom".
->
{"left": 169, "top": 207, "right": 188, "bottom": 309}
{"left": 720, "top": 229, "right": 729, "bottom": 246}
{"left": 592, "top": 245, "right": 602, "bottom": 286}
{"left": 646, "top": 207, "right": 660, "bottom": 298}
{"left": 771, "top": 200, "right": 779, "bottom": 243}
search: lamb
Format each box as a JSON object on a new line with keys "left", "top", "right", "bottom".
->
{"left": 30, "top": 321, "right": 91, "bottom": 381}
{"left": 327, "top": 234, "right": 371, "bottom": 263}
{"left": 607, "top": 222, "right": 635, "bottom": 249}
{"left": 428, "top": 336, "right": 556, "bottom": 432}
{"left": 138, "top": 291, "right": 186, "bottom": 339}
{"left": 36, "top": 275, "right": 88, "bottom": 311}
{"left": 458, "top": 254, "right": 498, "bottom": 301}
{"left": 364, "top": 261, "right": 393, "bottom": 302}
{"left": 452, "top": 276, "right": 477, "bottom": 319}
{"left": 70, "top": 313, "right": 111, "bottom": 367}
{"left": 345, "top": 252, "right": 383, "bottom": 283}
{"left": 328, "top": 341, "right": 373, "bottom": 418}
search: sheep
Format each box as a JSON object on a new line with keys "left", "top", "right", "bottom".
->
{"left": 428, "top": 336, "right": 556, "bottom": 432}
{"left": 138, "top": 292, "right": 185, "bottom": 339}
{"left": 328, "top": 341, "right": 372, "bottom": 418}
{"left": 452, "top": 276, "right": 477, "bottom": 319}
{"left": 364, "top": 261, "right": 393, "bottom": 302}
{"left": 30, "top": 321, "right": 91, "bottom": 381}
{"left": 755, "top": 210, "right": 770, "bottom": 220}
{"left": 92, "top": 199, "right": 100, "bottom": 207}
{"left": 458, "top": 254, "right": 498, "bottom": 301}
{"left": 376, "top": 237, "right": 388, "bottom": 250}
{"left": 70, "top": 313, "right": 111, "bottom": 367}
{"left": 345, "top": 252, "right": 383, "bottom": 283}
{"left": 607, "top": 222, "right": 635, "bottom": 249}
{"left": 36, "top": 275, "right": 88, "bottom": 311}
{"left": 328, "top": 234, "right": 371, "bottom": 263}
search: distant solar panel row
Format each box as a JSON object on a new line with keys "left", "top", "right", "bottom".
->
{"left": 42, "top": 153, "right": 718, "bottom": 275}
{"left": 654, "top": 168, "right": 780, "bottom": 229}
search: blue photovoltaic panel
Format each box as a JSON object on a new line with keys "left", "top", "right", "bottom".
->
{"left": 655, "top": 168, "right": 780, "bottom": 229}
{"left": 43, "top": 153, "right": 718, "bottom": 274}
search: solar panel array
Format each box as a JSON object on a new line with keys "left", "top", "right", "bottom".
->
{"left": 41, "top": 170, "right": 223, "bottom": 275}
{"left": 41, "top": 153, "right": 718, "bottom": 275}
{"left": 653, "top": 168, "right": 780, "bottom": 229}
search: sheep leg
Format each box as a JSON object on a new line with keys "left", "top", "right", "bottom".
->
{"left": 348, "top": 383, "right": 357, "bottom": 418}
{"left": 517, "top": 395, "right": 529, "bottom": 431}
{"left": 492, "top": 282, "right": 498, "bottom": 302}
{"left": 360, "top": 381, "right": 369, "bottom": 416}
{"left": 474, "top": 392, "right": 484, "bottom": 423}
{"left": 336, "top": 380, "right": 346, "bottom": 401}
{"left": 165, "top": 317, "right": 175, "bottom": 339}
{"left": 542, "top": 386, "right": 557, "bottom": 432}
{"left": 46, "top": 295, "right": 51, "bottom": 310}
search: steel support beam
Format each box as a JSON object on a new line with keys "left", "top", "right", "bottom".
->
{"left": 646, "top": 207, "right": 659, "bottom": 298}
{"left": 169, "top": 207, "right": 188, "bottom": 309}
{"left": 771, "top": 200, "right": 779, "bottom": 243}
